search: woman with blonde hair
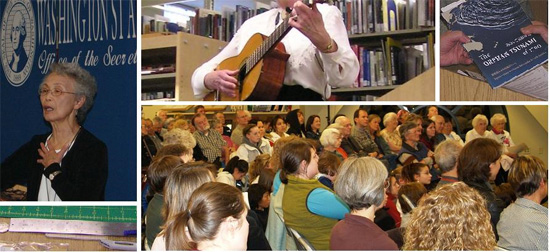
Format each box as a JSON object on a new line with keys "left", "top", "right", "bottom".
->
{"left": 249, "top": 153, "right": 271, "bottom": 184}
{"left": 164, "top": 182, "right": 249, "bottom": 250}
{"left": 403, "top": 182, "right": 496, "bottom": 250}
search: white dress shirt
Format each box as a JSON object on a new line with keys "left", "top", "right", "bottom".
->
{"left": 192, "top": 4, "right": 360, "bottom": 99}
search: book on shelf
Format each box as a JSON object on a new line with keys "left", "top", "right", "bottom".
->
{"left": 349, "top": 33, "right": 433, "bottom": 89}
{"left": 441, "top": 0, "right": 548, "bottom": 100}
{"left": 335, "top": 0, "right": 434, "bottom": 35}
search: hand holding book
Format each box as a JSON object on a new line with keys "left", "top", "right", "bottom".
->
{"left": 440, "top": 31, "right": 473, "bottom": 66}
{"left": 521, "top": 21, "right": 548, "bottom": 43}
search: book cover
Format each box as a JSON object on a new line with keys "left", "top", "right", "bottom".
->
{"left": 442, "top": 0, "right": 548, "bottom": 88}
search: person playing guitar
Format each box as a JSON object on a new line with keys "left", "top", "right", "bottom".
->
{"left": 192, "top": 0, "right": 359, "bottom": 101}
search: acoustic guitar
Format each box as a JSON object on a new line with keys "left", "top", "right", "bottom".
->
{"left": 203, "top": 1, "right": 326, "bottom": 101}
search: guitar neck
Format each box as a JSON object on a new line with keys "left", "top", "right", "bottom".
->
{"left": 245, "top": 16, "right": 292, "bottom": 74}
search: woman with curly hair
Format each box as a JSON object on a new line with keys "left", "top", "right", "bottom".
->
{"left": 403, "top": 182, "right": 496, "bottom": 250}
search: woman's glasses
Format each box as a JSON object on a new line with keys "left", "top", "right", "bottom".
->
{"left": 39, "top": 88, "right": 77, "bottom": 96}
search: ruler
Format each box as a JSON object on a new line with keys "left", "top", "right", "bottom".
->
{"left": 0, "top": 206, "right": 135, "bottom": 223}
{"left": 9, "top": 218, "right": 136, "bottom": 236}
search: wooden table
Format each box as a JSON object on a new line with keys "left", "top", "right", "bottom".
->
{"left": 0, "top": 218, "right": 136, "bottom": 251}
{"left": 440, "top": 67, "right": 541, "bottom": 101}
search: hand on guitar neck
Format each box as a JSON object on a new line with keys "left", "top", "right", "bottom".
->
{"left": 202, "top": 0, "right": 336, "bottom": 101}
{"left": 286, "top": 0, "right": 337, "bottom": 54}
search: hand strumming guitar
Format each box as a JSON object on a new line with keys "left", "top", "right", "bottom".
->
{"left": 204, "top": 69, "right": 239, "bottom": 98}
{"left": 288, "top": 1, "right": 337, "bottom": 54}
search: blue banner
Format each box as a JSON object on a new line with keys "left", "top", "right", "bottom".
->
{"left": 1, "top": 0, "right": 137, "bottom": 201}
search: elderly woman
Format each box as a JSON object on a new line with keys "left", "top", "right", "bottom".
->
{"left": 320, "top": 127, "right": 347, "bottom": 160}
{"left": 465, "top": 114, "right": 491, "bottom": 143}
{"left": 380, "top": 112, "right": 401, "bottom": 154}
{"left": 162, "top": 128, "right": 196, "bottom": 151}
{"left": 1, "top": 63, "right": 107, "bottom": 201}
{"left": 235, "top": 124, "right": 272, "bottom": 163}
{"left": 403, "top": 182, "right": 497, "bottom": 250}
{"left": 280, "top": 139, "right": 349, "bottom": 250}
{"left": 489, "top": 113, "right": 519, "bottom": 156}
{"left": 397, "top": 121, "right": 434, "bottom": 167}
{"left": 458, "top": 138, "right": 506, "bottom": 237}
{"left": 330, "top": 157, "right": 398, "bottom": 250}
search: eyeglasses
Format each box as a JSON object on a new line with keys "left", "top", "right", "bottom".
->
{"left": 39, "top": 88, "right": 77, "bottom": 97}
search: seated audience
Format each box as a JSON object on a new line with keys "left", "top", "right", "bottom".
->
{"left": 497, "top": 155, "right": 548, "bottom": 251}
{"left": 166, "top": 182, "right": 249, "bottom": 250}
{"left": 458, "top": 138, "right": 506, "bottom": 237}
{"left": 397, "top": 182, "right": 427, "bottom": 227}
{"left": 280, "top": 139, "right": 350, "bottom": 250}
{"left": 320, "top": 127, "right": 347, "bottom": 160}
{"left": 235, "top": 124, "right": 272, "bottom": 162}
{"left": 380, "top": 112, "right": 402, "bottom": 155}
{"left": 248, "top": 184, "right": 271, "bottom": 232}
{"left": 434, "top": 139, "right": 462, "bottom": 188}
{"left": 316, "top": 151, "right": 341, "bottom": 190}
{"left": 155, "top": 144, "right": 193, "bottom": 163}
{"left": 403, "top": 182, "right": 496, "bottom": 250}
{"left": 145, "top": 156, "right": 183, "bottom": 248}
{"left": 331, "top": 157, "right": 398, "bottom": 250}
{"left": 286, "top": 109, "right": 306, "bottom": 138}
{"left": 397, "top": 121, "right": 434, "bottom": 167}
{"left": 402, "top": 163, "right": 432, "bottom": 187}
{"left": 305, "top": 115, "right": 322, "bottom": 141}
{"left": 152, "top": 164, "right": 215, "bottom": 250}
{"left": 269, "top": 115, "right": 289, "bottom": 144}
{"left": 192, "top": 113, "right": 226, "bottom": 165}
{"left": 419, "top": 119, "right": 437, "bottom": 151}
{"left": 248, "top": 154, "right": 271, "bottom": 184}
{"left": 216, "top": 156, "right": 248, "bottom": 188}
{"left": 465, "top": 114, "right": 491, "bottom": 143}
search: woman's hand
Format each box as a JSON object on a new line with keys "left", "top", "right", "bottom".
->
{"left": 37, "top": 142, "right": 68, "bottom": 168}
{"left": 204, "top": 70, "right": 239, "bottom": 98}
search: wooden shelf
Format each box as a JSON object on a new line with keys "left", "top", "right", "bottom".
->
{"left": 331, "top": 85, "right": 398, "bottom": 97}
{"left": 348, "top": 27, "right": 435, "bottom": 41}
{"left": 141, "top": 73, "right": 176, "bottom": 80}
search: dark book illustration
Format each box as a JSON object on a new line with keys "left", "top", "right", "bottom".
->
{"left": 442, "top": 0, "right": 548, "bottom": 89}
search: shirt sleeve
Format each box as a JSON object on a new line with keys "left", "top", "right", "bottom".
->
{"left": 191, "top": 27, "right": 244, "bottom": 99}
{"left": 318, "top": 6, "right": 360, "bottom": 88}
{"left": 306, "top": 187, "right": 350, "bottom": 219}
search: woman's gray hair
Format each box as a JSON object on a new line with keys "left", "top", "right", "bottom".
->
{"left": 471, "top": 114, "right": 488, "bottom": 127}
{"left": 434, "top": 140, "right": 463, "bottom": 173}
{"left": 319, "top": 127, "right": 341, "bottom": 147}
{"left": 490, "top": 113, "right": 507, "bottom": 126}
{"left": 163, "top": 128, "right": 196, "bottom": 149}
{"left": 40, "top": 63, "right": 97, "bottom": 125}
{"left": 383, "top": 112, "right": 397, "bottom": 127}
{"left": 334, "top": 157, "right": 388, "bottom": 210}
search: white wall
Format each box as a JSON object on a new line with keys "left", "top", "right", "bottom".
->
{"left": 506, "top": 105, "right": 548, "bottom": 166}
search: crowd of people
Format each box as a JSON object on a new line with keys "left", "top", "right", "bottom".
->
{"left": 141, "top": 105, "right": 547, "bottom": 250}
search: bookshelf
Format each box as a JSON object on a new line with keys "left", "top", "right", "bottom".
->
{"left": 141, "top": 32, "right": 228, "bottom": 101}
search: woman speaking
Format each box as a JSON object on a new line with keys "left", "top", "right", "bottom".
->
{"left": 1, "top": 63, "right": 108, "bottom": 201}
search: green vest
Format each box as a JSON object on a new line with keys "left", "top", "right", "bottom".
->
{"left": 282, "top": 175, "right": 337, "bottom": 250}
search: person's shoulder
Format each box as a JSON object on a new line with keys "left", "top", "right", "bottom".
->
{"left": 79, "top": 128, "right": 107, "bottom": 148}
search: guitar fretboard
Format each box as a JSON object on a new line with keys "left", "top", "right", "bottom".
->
{"left": 245, "top": 15, "right": 292, "bottom": 74}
